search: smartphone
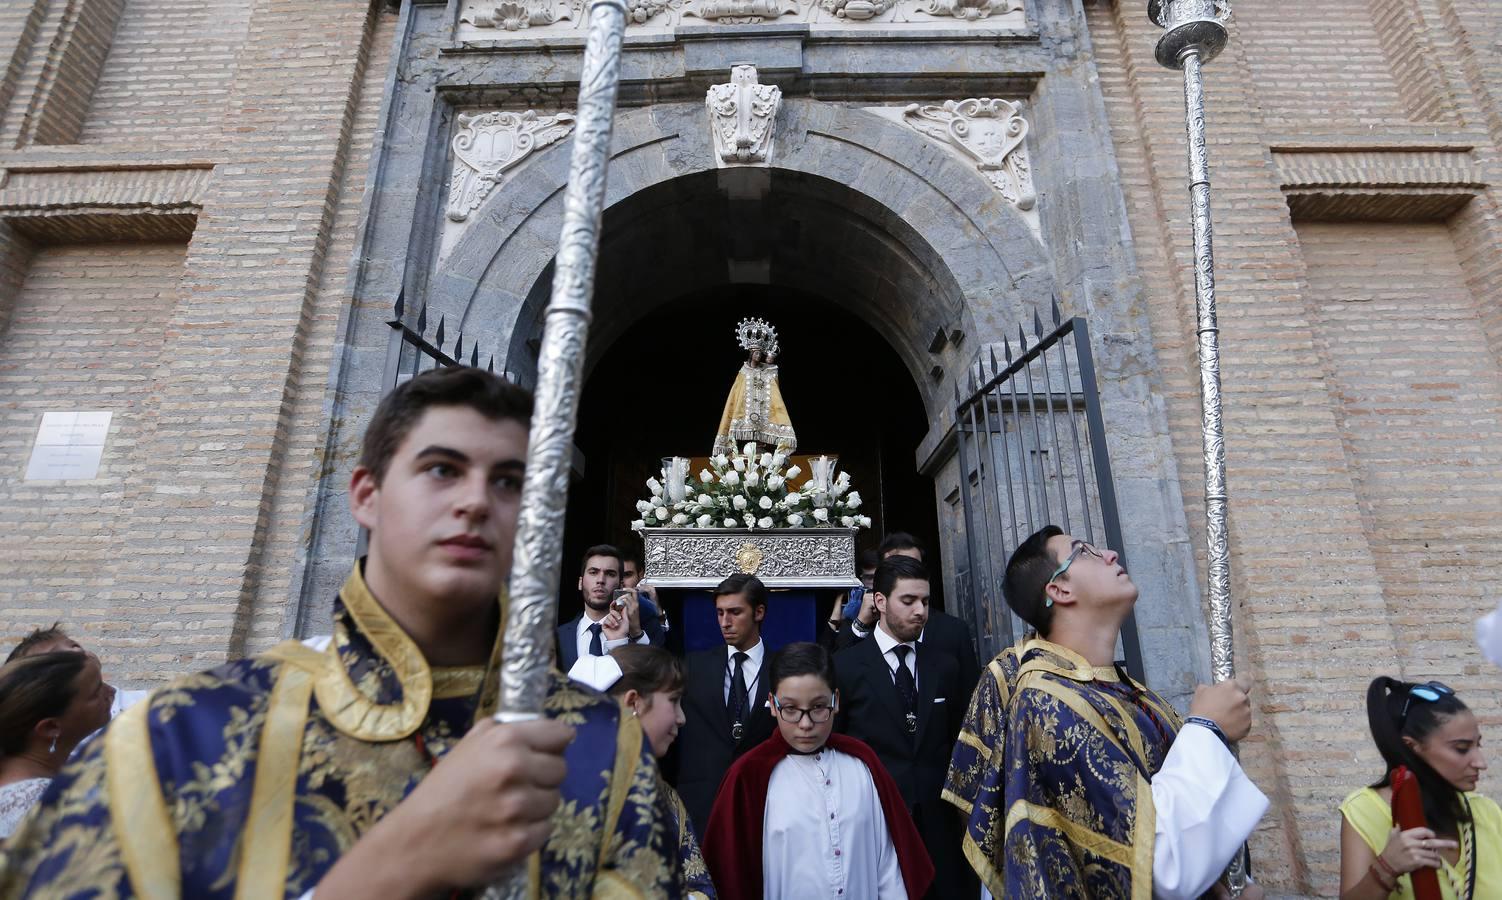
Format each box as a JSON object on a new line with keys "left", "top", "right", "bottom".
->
{"left": 611, "top": 588, "right": 632, "bottom": 610}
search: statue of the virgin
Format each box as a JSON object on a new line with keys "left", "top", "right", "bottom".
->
{"left": 713, "top": 317, "right": 797, "bottom": 456}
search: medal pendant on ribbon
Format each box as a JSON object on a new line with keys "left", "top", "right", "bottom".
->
{"left": 904, "top": 712, "right": 917, "bottom": 734}
{"left": 731, "top": 722, "right": 744, "bottom": 741}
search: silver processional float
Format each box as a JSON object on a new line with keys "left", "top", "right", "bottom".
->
{"left": 1148, "top": 0, "right": 1245, "bottom": 895}
{"left": 480, "top": 0, "right": 1244, "bottom": 894}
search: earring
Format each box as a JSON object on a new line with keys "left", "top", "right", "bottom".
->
{"left": 631, "top": 708, "right": 639, "bottom": 718}
{"left": 49, "top": 736, "right": 57, "bottom": 754}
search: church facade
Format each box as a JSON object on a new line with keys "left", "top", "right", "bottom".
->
{"left": 2, "top": 0, "right": 1500, "bottom": 893}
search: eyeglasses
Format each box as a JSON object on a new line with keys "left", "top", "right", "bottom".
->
{"left": 1044, "top": 541, "right": 1104, "bottom": 607}
{"left": 773, "top": 695, "right": 836, "bottom": 724}
{"left": 1400, "top": 681, "right": 1455, "bottom": 722}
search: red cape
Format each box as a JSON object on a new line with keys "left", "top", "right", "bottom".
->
{"left": 701, "top": 729, "right": 935, "bottom": 900}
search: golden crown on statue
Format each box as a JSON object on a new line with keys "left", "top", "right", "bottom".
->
{"left": 735, "top": 317, "right": 780, "bottom": 356}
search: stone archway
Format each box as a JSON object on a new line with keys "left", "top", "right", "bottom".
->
{"left": 428, "top": 96, "right": 1059, "bottom": 422}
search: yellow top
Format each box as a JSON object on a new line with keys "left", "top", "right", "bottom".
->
{"left": 1340, "top": 786, "right": 1502, "bottom": 899}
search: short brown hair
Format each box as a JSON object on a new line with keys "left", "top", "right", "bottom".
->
{"left": 608, "top": 645, "right": 685, "bottom": 703}
{"left": 580, "top": 544, "right": 623, "bottom": 575}
{"left": 357, "top": 367, "right": 533, "bottom": 484}
{"left": 6, "top": 622, "right": 67, "bottom": 664}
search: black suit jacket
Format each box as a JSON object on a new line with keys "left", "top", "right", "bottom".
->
{"left": 834, "top": 631, "right": 974, "bottom": 897}
{"left": 670, "top": 645, "right": 776, "bottom": 838}
{"left": 555, "top": 605, "right": 664, "bottom": 670}
{"left": 835, "top": 609, "right": 980, "bottom": 706}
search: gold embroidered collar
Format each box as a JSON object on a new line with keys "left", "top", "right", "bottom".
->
{"left": 1015, "top": 638, "right": 1115, "bottom": 684}
{"left": 310, "top": 563, "right": 489, "bottom": 740}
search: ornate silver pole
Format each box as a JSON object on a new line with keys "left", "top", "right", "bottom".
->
{"left": 485, "top": 0, "right": 628, "bottom": 894}
{"left": 1148, "top": 0, "right": 1246, "bottom": 895}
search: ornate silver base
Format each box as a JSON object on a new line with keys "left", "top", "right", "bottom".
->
{"left": 641, "top": 527, "right": 861, "bottom": 589}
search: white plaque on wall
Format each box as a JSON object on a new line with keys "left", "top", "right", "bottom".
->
{"left": 24, "top": 411, "right": 112, "bottom": 480}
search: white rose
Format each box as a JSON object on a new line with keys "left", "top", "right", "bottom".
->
{"left": 745, "top": 471, "right": 760, "bottom": 487}
{"left": 655, "top": 506, "right": 670, "bottom": 521}
{"left": 672, "top": 513, "right": 689, "bottom": 525}
{"left": 744, "top": 513, "right": 757, "bottom": 528}
{"left": 858, "top": 516, "right": 872, "bottom": 528}
{"left": 635, "top": 499, "right": 652, "bottom": 513}
{"left": 771, "top": 453, "right": 785, "bottom": 469}
{"left": 732, "top": 457, "right": 746, "bottom": 472}
{"left": 787, "top": 513, "right": 804, "bottom": 527}
{"left": 698, "top": 493, "right": 713, "bottom": 506}
{"left": 696, "top": 514, "right": 713, "bottom": 528}
{"left": 760, "top": 453, "right": 774, "bottom": 469}
{"left": 758, "top": 495, "right": 773, "bottom": 510}
{"left": 841, "top": 516, "right": 855, "bottom": 527}
{"left": 743, "top": 442, "right": 757, "bottom": 456}
{"left": 700, "top": 469, "right": 714, "bottom": 483}
{"left": 733, "top": 495, "right": 748, "bottom": 510}
{"left": 813, "top": 508, "right": 829, "bottom": 522}
{"left": 724, "top": 517, "right": 738, "bottom": 527}
{"left": 836, "top": 471, "right": 851, "bottom": 485}
{"left": 651, "top": 496, "right": 665, "bottom": 508}
{"left": 758, "top": 516, "right": 773, "bottom": 529}
{"left": 833, "top": 482, "right": 848, "bottom": 498}
{"left": 767, "top": 475, "right": 784, "bottom": 491}
{"left": 785, "top": 491, "right": 802, "bottom": 505}
{"left": 631, "top": 519, "right": 646, "bottom": 531}
{"left": 846, "top": 491, "right": 862, "bottom": 508}
{"left": 712, "top": 454, "right": 729, "bottom": 468}
{"left": 786, "top": 465, "right": 801, "bottom": 479}
{"left": 647, "top": 477, "right": 663, "bottom": 497}
{"left": 723, "top": 470, "right": 740, "bottom": 486}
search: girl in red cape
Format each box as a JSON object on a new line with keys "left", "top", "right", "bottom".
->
{"left": 702, "top": 642, "right": 934, "bottom": 900}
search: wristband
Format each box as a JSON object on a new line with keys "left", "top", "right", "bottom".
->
{"left": 1370, "top": 861, "right": 1397, "bottom": 891}
{"left": 1185, "top": 715, "right": 1231, "bottom": 749}
{"left": 1374, "top": 854, "right": 1399, "bottom": 880}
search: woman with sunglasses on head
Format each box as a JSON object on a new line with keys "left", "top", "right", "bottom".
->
{"left": 700, "top": 642, "right": 934, "bottom": 900}
{"left": 1339, "top": 677, "right": 1498, "bottom": 899}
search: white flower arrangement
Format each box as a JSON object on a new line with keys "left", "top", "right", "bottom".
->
{"left": 633, "top": 443, "right": 870, "bottom": 532}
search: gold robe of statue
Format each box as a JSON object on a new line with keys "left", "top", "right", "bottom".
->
{"left": 713, "top": 360, "right": 796, "bottom": 455}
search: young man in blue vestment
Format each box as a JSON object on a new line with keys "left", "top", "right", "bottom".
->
{"left": 0, "top": 367, "right": 684, "bottom": 898}
{"left": 943, "top": 525, "right": 1269, "bottom": 899}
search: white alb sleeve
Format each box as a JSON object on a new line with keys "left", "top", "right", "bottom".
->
{"left": 566, "top": 654, "right": 623, "bottom": 693}
{"left": 1149, "top": 724, "right": 1268, "bottom": 900}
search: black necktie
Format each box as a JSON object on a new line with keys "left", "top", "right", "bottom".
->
{"left": 892, "top": 645, "right": 918, "bottom": 725}
{"left": 728, "top": 651, "right": 749, "bottom": 736}
{"left": 588, "top": 622, "right": 604, "bottom": 657}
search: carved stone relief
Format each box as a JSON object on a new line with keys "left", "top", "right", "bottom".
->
{"left": 455, "top": 0, "right": 1024, "bottom": 36}
{"left": 707, "top": 66, "right": 781, "bottom": 168}
{"left": 901, "top": 98, "right": 1037, "bottom": 211}
{"left": 446, "top": 110, "right": 577, "bottom": 224}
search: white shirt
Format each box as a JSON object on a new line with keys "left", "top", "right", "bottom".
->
{"left": 763, "top": 747, "right": 907, "bottom": 900}
{"left": 574, "top": 611, "right": 646, "bottom": 664}
{"left": 1148, "top": 722, "right": 1268, "bottom": 899}
{"left": 722, "top": 640, "right": 765, "bottom": 705}
{"left": 871, "top": 624, "right": 919, "bottom": 691}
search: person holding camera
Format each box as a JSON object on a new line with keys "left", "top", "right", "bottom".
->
{"left": 556, "top": 544, "right": 662, "bottom": 671}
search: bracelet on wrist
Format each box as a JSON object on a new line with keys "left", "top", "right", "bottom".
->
{"left": 1184, "top": 715, "right": 1231, "bottom": 748}
{"left": 1374, "top": 853, "right": 1399, "bottom": 880}
{"left": 1369, "top": 861, "right": 1397, "bottom": 891}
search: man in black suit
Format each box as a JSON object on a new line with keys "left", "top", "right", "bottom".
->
{"left": 671, "top": 573, "right": 776, "bottom": 838}
{"left": 556, "top": 544, "right": 662, "bottom": 671}
{"left": 834, "top": 555, "right": 975, "bottom": 898}
{"left": 836, "top": 532, "right": 981, "bottom": 703}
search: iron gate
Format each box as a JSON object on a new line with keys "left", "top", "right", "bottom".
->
{"left": 953, "top": 302, "right": 1145, "bottom": 681}
{"left": 381, "top": 292, "right": 525, "bottom": 390}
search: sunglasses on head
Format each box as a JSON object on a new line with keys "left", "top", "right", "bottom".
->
{"left": 1400, "top": 681, "right": 1454, "bottom": 723}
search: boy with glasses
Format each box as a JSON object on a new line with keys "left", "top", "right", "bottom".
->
{"left": 702, "top": 642, "right": 934, "bottom": 900}
{"left": 944, "top": 525, "right": 1269, "bottom": 899}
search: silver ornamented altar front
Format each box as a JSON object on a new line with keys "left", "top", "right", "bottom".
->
{"left": 641, "top": 527, "right": 861, "bottom": 589}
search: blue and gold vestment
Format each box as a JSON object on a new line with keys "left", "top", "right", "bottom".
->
{"left": 943, "top": 639, "right": 1183, "bottom": 900}
{"left": 0, "top": 564, "right": 686, "bottom": 899}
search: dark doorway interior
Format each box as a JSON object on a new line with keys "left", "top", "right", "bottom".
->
{"left": 558, "top": 284, "right": 942, "bottom": 625}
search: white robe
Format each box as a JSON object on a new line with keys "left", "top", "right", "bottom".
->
{"left": 762, "top": 747, "right": 907, "bottom": 900}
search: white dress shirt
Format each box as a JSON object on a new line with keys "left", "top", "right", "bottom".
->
{"left": 871, "top": 624, "right": 920, "bottom": 692}
{"left": 574, "top": 611, "right": 647, "bottom": 664}
{"left": 763, "top": 747, "right": 907, "bottom": 899}
{"left": 722, "top": 639, "right": 765, "bottom": 705}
